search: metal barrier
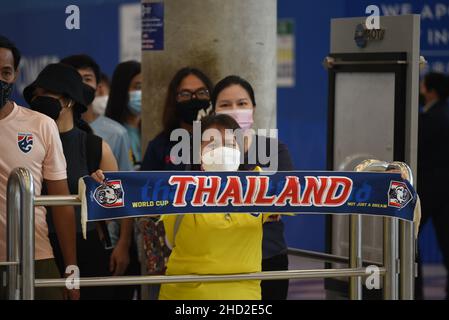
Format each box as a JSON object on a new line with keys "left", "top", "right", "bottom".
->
{"left": 4, "top": 161, "right": 417, "bottom": 300}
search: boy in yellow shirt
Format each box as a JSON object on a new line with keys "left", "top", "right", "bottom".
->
{"left": 159, "top": 114, "right": 275, "bottom": 300}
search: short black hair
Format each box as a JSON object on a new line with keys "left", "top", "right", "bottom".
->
{"left": 211, "top": 75, "right": 256, "bottom": 109}
{"left": 0, "top": 35, "right": 21, "bottom": 70}
{"left": 423, "top": 72, "right": 449, "bottom": 101}
{"left": 60, "top": 54, "right": 101, "bottom": 84}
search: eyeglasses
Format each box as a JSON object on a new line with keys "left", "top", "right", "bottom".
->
{"left": 177, "top": 88, "right": 210, "bottom": 101}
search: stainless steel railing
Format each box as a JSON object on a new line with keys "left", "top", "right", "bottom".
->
{"left": 4, "top": 162, "right": 417, "bottom": 300}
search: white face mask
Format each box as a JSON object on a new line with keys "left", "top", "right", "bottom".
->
{"left": 201, "top": 146, "right": 241, "bottom": 172}
{"left": 92, "top": 95, "right": 108, "bottom": 116}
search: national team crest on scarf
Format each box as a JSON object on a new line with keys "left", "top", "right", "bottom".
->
{"left": 93, "top": 180, "right": 125, "bottom": 208}
{"left": 388, "top": 181, "right": 412, "bottom": 209}
{"left": 17, "top": 133, "right": 33, "bottom": 153}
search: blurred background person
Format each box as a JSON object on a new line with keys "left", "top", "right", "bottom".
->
{"left": 92, "top": 73, "right": 110, "bottom": 117}
{"left": 106, "top": 61, "right": 142, "bottom": 170}
{"left": 416, "top": 72, "right": 449, "bottom": 300}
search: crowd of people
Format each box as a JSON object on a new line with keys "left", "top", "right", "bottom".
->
{"left": 2, "top": 32, "right": 449, "bottom": 300}
{"left": 0, "top": 35, "right": 294, "bottom": 300}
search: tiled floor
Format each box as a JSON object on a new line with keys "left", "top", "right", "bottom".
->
{"left": 286, "top": 255, "right": 447, "bottom": 300}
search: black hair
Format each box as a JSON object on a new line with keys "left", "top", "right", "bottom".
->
{"left": 162, "top": 67, "right": 214, "bottom": 134}
{"left": 211, "top": 75, "right": 256, "bottom": 109}
{"left": 423, "top": 72, "right": 449, "bottom": 101}
{"left": 60, "top": 54, "right": 101, "bottom": 84}
{"left": 105, "top": 60, "right": 141, "bottom": 125}
{"left": 0, "top": 35, "right": 21, "bottom": 70}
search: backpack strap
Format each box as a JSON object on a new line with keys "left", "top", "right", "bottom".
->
{"left": 85, "top": 134, "right": 103, "bottom": 175}
{"left": 172, "top": 215, "right": 184, "bottom": 247}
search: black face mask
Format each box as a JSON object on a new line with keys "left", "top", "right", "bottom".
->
{"left": 0, "top": 80, "right": 13, "bottom": 109}
{"left": 176, "top": 99, "right": 210, "bottom": 124}
{"left": 30, "top": 96, "right": 62, "bottom": 120}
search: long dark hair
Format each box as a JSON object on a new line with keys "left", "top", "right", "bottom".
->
{"left": 211, "top": 75, "right": 256, "bottom": 110}
{"left": 105, "top": 61, "right": 141, "bottom": 125}
{"left": 162, "top": 67, "right": 213, "bottom": 134}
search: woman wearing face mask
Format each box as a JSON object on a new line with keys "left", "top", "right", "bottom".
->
{"left": 158, "top": 114, "right": 274, "bottom": 300}
{"left": 24, "top": 63, "right": 133, "bottom": 300}
{"left": 211, "top": 75, "right": 294, "bottom": 301}
{"left": 105, "top": 61, "right": 142, "bottom": 169}
{"left": 91, "top": 73, "right": 110, "bottom": 117}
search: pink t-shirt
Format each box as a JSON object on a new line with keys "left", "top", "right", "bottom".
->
{"left": 0, "top": 102, "right": 67, "bottom": 261}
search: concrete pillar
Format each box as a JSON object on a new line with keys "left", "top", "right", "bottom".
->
{"left": 141, "top": 0, "right": 277, "bottom": 152}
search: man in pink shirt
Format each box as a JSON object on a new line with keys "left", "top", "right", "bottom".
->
{"left": 0, "top": 35, "right": 78, "bottom": 300}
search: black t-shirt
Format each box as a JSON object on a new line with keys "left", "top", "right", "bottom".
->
{"left": 47, "top": 127, "right": 93, "bottom": 233}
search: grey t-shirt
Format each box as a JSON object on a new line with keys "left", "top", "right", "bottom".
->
{"left": 90, "top": 115, "right": 133, "bottom": 171}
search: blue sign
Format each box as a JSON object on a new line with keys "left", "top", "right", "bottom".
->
{"left": 142, "top": 2, "right": 164, "bottom": 51}
{"left": 346, "top": 0, "right": 449, "bottom": 74}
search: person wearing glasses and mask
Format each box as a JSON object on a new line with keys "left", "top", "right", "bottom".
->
{"left": 138, "top": 67, "right": 213, "bottom": 299}
{"left": 141, "top": 67, "right": 213, "bottom": 171}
